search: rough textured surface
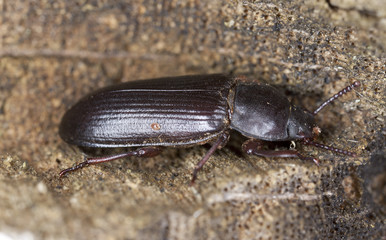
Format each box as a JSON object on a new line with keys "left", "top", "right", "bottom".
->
{"left": 0, "top": 0, "right": 384, "bottom": 239}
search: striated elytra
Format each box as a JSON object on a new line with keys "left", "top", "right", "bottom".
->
{"left": 59, "top": 74, "right": 360, "bottom": 183}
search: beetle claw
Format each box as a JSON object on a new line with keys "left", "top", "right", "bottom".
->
{"left": 59, "top": 161, "right": 89, "bottom": 178}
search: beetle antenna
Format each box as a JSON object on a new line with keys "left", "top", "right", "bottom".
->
{"left": 313, "top": 81, "right": 360, "bottom": 115}
{"left": 303, "top": 139, "right": 357, "bottom": 157}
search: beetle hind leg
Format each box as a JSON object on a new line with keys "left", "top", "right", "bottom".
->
{"left": 242, "top": 139, "right": 319, "bottom": 165}
{"left": 59, "top": 147, "right": 163, "bottom": 178}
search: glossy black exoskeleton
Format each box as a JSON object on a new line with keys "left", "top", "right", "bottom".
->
{"left": 59, "top": 74, "right": 360, "bottom": 183}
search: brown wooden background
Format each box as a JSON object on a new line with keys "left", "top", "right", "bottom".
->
{"left": 0, "top": 0, "right": 384, "bottom": 239}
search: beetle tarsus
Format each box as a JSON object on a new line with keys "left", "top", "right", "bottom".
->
{"left": 59, "top": 147, "right": 162, "bottom": 178}
{"left": 295, "top": 152, "right": 319, "bottom": 166}
{"left": 59, "top": 161, "right": 90, "bottom": 178}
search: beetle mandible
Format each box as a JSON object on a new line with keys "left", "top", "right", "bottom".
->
{"left": 59, "top": 74, "right": 360, "bottom": 183}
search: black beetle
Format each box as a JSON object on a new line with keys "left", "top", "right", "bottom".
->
{"left": 59, "top": 74, "right": 360, "bottom": 182}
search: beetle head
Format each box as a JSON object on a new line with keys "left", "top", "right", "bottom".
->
{"left": 286, "top": 81, "right": 361, "bottom": 158}
{"left": 287, "top": 105, "right": 319, "bottom": 140}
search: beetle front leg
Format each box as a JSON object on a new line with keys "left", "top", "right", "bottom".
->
{"left": 242, "top": 139, "right": 319, "bottom": 165}
{"left": 59, "top": 147, "right": 163, "bottom": 178}
{"left": 191, "top": 132, "right": 229, "bottom": 185}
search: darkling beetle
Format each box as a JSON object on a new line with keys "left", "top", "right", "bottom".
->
{"left": 59, "top": 74, "right": 360, "bottom": 183}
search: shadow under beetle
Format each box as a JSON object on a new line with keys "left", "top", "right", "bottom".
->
{"left": 59, "top": 74, "right": 360, "bottom": 183}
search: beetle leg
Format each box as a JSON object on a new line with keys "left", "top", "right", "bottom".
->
{"left": 191, "top": 132, "right": 229, "bottom": 185}
{"left": 59, "top": 147, "right": 162, "bottom": 178}
{"left": 242, "top": 139, "right": 319, "bottom": 165}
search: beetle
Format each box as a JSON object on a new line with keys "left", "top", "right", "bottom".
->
{"left": 59, "top": 74, "right": 360, "bottom": 183}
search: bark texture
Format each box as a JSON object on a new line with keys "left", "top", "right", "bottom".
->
{"left": 0, "top": 0, "right": 384, "bottom": 239}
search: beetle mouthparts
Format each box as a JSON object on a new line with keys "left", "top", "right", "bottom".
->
{"left": 303, "top": 138, "right": 357, "bottom": 157}
{"left": 312, "top": 126, "right": 321, "bottom": 136}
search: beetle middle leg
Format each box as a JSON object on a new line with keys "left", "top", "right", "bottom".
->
{"left": 59, "top": 147, "right": 162, "bottom": 178}
{"left": 191, "top": 132, "right": 229, "bottom": 185}
{"left": 242, "top": 139, "right": 319, "bottom": 165}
